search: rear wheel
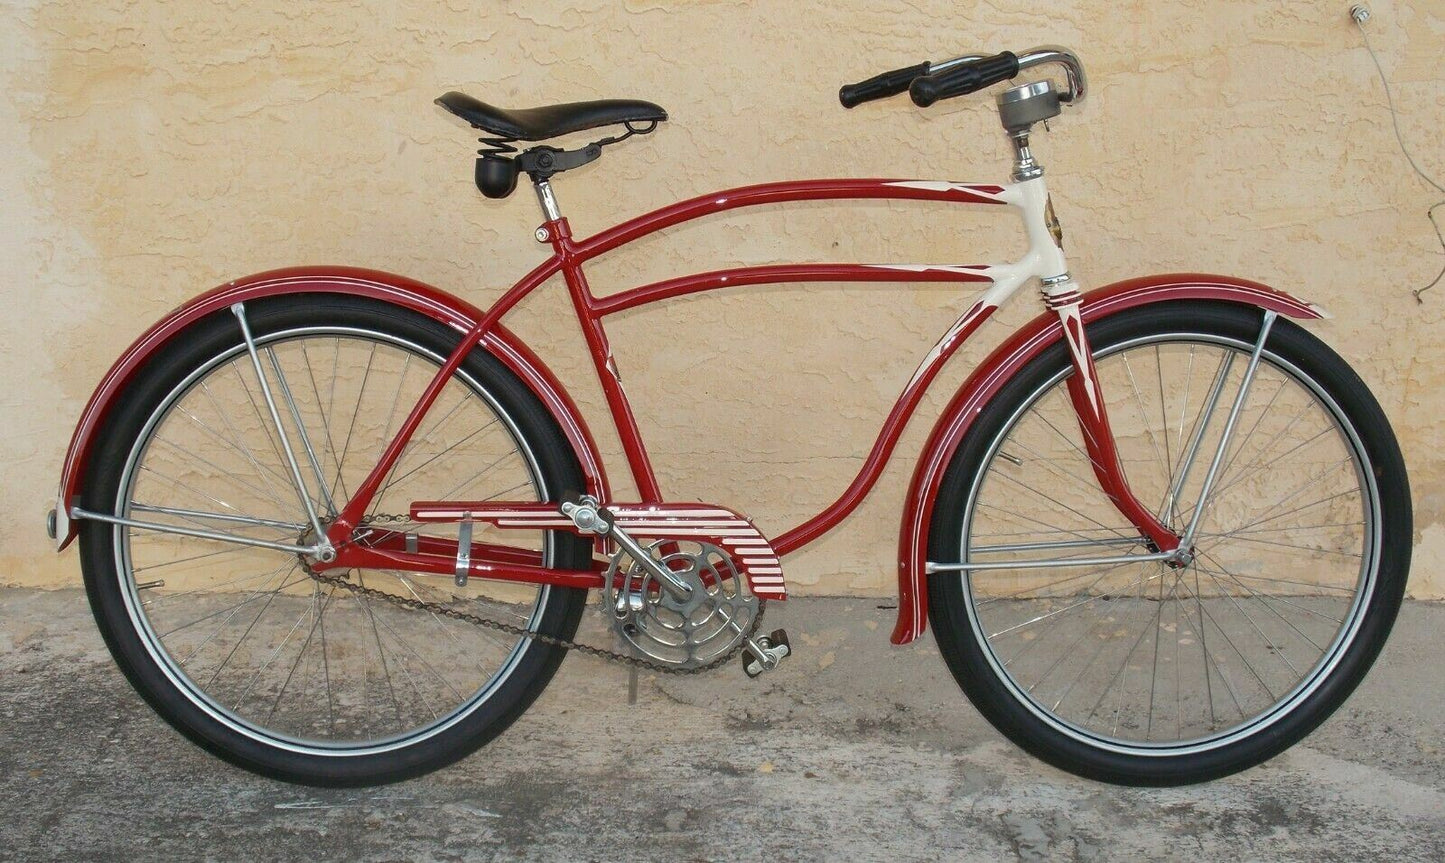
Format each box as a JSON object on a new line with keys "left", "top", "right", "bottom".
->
{"left": 928, "top": 302, "right": 1410, "bottom": 785}
{"left": 80, "top": 294, "right": 591, "bottom": 786}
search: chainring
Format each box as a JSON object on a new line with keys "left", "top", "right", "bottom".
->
{"left": 604, "top": 539, "right": 761, "bottom": 669}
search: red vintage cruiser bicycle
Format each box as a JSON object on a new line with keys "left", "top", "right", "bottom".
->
{"left": 51, "top": 46, "right": 1411, "bottom": 787}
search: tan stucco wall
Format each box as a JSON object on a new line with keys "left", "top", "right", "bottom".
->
{"left": 3, "top": 1, "right": 1443, "bottom": 596}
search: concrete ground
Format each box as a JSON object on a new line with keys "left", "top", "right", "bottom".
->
{"left": 0, "top": 588, "right": 1441, "bottom": 862}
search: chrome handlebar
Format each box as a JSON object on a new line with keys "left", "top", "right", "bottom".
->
{"left": 931, "top": 45, "right": 1088, "bottom": 105}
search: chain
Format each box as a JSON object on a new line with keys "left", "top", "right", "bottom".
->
{"left": 307, "top": 515, "right": 766, "bottom": 675}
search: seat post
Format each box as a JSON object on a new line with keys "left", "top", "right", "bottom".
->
{"left": 533, "top": 177, "right": 563, "bottom": 222}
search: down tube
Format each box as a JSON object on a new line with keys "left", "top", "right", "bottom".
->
{"left": 773, "top": 294, "right": 1002, "bottom": 554}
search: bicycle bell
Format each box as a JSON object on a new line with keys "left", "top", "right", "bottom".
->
{"left": 997, "top": 79, "right": 1062, "bottom": 134}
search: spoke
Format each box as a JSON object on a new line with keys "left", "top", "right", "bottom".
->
{"left": 1207, "top": 533, "right": 1361, "bottom": 559}
{"left": 365, "top": 353, "right": 415, "bottom": 521}
{"left": 229, "top": 360, "right": 293, "bottom": 492}
{"left": 1209, "top": 488, "right": 1361, "bottom": 540}
{"left": 1205, "top": 398, "right": 1323, "bottom": 506}
{"left": 133, "top": 543, "right": 263, "bottom": 575}
{"left": 1170, "top": 345, "right": 1198, "bottom": 484}
{"left": 161, "top": 567, "right": 307, "bottom": 639}
{"left": 319, "top": 583, "right": 336, "bottom": 737}
{"left": 1084, "top": 567, "right": 1167, "bottom": 731}
{"left": 266, "top": 585, "right": 337, "bottom": 723}
{"left": 1198, "top": 552, "right": 1338, "bottom": 646}
{"left": 1213, "top": 519, "right": 1365, "bottom": 539}
{"left": 992, "top": 435, "right": 1118, "bottom": 508}
{"left": 200, "top": 565, "right": 303, "bottom": 685}
{"left": 435, "top": 451, "right": 522, "bottom": 502}
{"left": 300, "top": 340, "right": 350, "bottom": 503}
{"left": 172, "top": 561, "right": 297, "bottom": 663}
{"left": 394, "top": 573, "right": 519, "bottom": 655}
{"left": 974, "top": 502, "right": 1128, "bottom": 544}
{"left": 374, "top": 395, "right": 484, "bottom": 498}
{"left": 1194, "top": 568, "right": 1219, "bottom": 728}
{"left": 1196, "top": 566, "right": 1300, "bottom": 676}
{"left": 1173, "top": 580, "right": 1185, "bottom": 738}
{"left": 377, "top": 418, "right": 500, "bottom": 499}
{"left": 1170, "top": 575, "right": 1248, "bottom": 722}
{"left": 1156, "top": 344, "right": 1173, "bottom": 494}
{"left": 987, "top": 568, "right": 1164, "bottom": 637}
{"left": 142, "top": 565, "right": 290, "bottom": 608}
{"left": 987, "top": 469, "right": 1134, "bottom": 542}
{"left": 1208, "top": 377, "right": 1289, "bottom": 497}
{"left": 1048, "top": 577, "right": 1174, "bottom": 713}
{"left": 1178, "top": 425, "right": 1335, "bottom": 522}
{"left": 174, "top": 396, "right": 296, "bottom": 509}
{"left": 355, "top": 574, "right": 404, "bottom": 727}
{"left": 1119, "top": 351, "right": 1171, "bottom": 487}
{"left": 330, "top": 342, "right": 378, "bottom": 499}
{"left": 1197, "top": 567, "right": 1356, "bottom": 596}
{"left": 1145, "top": 569, "right": 1169, "bottom": 739}
{"left": 1020, "top": 578, "right": 1162, "bottom": 697}
{"left": 1032, "top": 390, "right": 1108, "bottom": 475}
{"left": 235, "top": 580, "right": 323, "bottom": 705}
{"left": 1174, "top": 573, "right": 1277, "bottom": 702}
{"left": 366, "top": 598, "right": 466, "bottom": 708}
{"left": 146, "top": 439, "right": 296, "bottom": 518}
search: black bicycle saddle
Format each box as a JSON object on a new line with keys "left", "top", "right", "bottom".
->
{"left": 435, "top": 92, "right": 667, "bottom": 141}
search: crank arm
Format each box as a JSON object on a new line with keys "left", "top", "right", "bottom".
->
{"left": 558, "top": 496, "right": 696, "bottom": 599}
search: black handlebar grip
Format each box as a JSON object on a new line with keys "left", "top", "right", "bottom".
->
{"left": 909, "top": 51, "right": 1020, "bottom": 107}
{"left": 839, "top": 61, "right": 932, "bottom": 109}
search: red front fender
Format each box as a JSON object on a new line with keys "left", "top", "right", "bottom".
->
{"left": 890, "top": 273, "right": 1327, "bottom": 645}
{"left": 52, "top": 266, "right": 610, "bottom": 551}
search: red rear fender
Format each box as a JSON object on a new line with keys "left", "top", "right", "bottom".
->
{"left": 52, "top": 266, "right": 609, "bottom": 550}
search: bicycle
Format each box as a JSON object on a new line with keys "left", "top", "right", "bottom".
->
{"left": 49, "top": 45, "right": 1411, "bottom": 787}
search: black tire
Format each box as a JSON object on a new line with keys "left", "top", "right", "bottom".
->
{"left": 927, "top": 301, "right": 1410, "bottom": 785}
{"left": 80, "top": 294, "right": 592, "bottom": 786}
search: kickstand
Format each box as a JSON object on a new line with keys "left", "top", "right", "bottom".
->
{"left": 627, "top": 667, "right": 639, "bottom": 705}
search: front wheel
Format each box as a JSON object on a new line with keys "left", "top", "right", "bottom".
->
{"left": 928, "top": 301, "right": 1410, "bottom": 785}
{"left": 79, "top": 294, "right": 592, "bottom": 786}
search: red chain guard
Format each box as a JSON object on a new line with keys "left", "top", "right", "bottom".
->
{"left": 409, "top": 501, "right": 787, "bottom": 600}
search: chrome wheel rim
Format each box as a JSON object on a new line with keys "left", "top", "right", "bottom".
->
{"left": 113, "top": 325, "right": 554, "bottom": 756}
{"left": 958, "top": 332, "right": 1379, "bottom": 755}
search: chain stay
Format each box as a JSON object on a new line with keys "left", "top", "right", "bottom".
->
{"left": 315, "top": 515, "right": 765, "bottom": 675}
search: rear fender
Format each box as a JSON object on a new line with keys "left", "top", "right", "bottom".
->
{"left": 891, "top": 273, "right": 1327, "bottom": 645}
{"left": 52, "top": 266, "right": 610, "bottom": 550}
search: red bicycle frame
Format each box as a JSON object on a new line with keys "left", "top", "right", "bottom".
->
{"left": 318, "top": 172, "right": 1180, "bottom": 591}
{"left": 51, "top": 47, "right": 1332, "bottom": 652}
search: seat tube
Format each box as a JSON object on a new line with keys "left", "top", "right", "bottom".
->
{"left": 534, "top": 178, "right": 664, "bottom": 502}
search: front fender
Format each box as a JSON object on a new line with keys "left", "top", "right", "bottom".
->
{"left": 52, "top": 266, "right": 610, "bottom": 551}
{"left": 891, "top": 273, "right": 1327, "bottom": 645}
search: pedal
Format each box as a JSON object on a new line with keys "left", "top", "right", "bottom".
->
{"left": 742, "top": 629, "right": 791, "bottom": 678}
